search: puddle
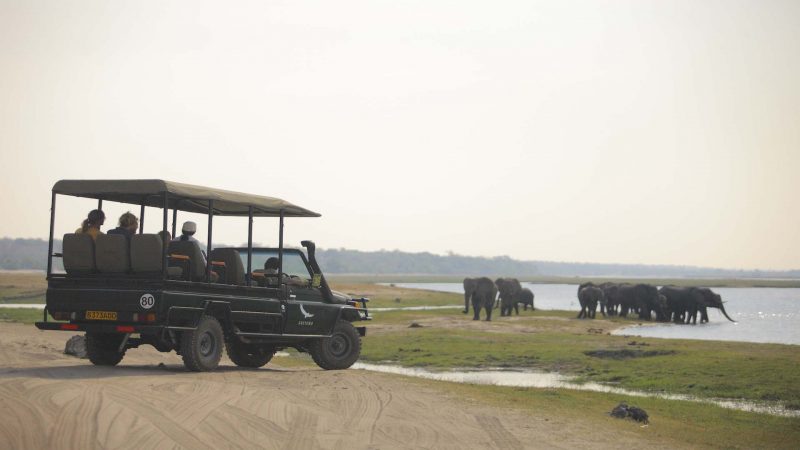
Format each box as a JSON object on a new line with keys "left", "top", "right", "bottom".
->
{"left": 370, "top": 305, "right": 462, "bottom": 312}
{"left": 352, "top": 363, "right": 800, "bottom": 418}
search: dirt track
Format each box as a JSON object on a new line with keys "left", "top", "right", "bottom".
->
{"left": 0, "top": 323, "right": 676, "bottom": 449}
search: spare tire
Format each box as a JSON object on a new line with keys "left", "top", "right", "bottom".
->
{"left": 86, "top": 332, "right": 125, "bottom": 366}
{"left": 226, "top": 340, "right": 276, "bottom": 368}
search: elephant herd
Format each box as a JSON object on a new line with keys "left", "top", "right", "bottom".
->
{"left": 463, "top": 277, "right": 534, "bottom": 321}
{"left": 577, "top": 282, "right": 736, "bottom": 324}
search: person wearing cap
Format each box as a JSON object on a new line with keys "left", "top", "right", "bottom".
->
{"left": 173, "top": 221, "right": 206, "bottom": 263}
{"left": 175, "top": 221, "right": 199, "bottom": 243}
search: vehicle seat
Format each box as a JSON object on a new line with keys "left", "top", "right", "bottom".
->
{"left": 62, "top": 233, "right": 95, "bottom": 274}
{"left": 95, "top": 234, "right": 130, "bottom": 273}
{"left": 209, "top": 248, "right": 244, "bottom": 285}
{"left": 168, "top": 240, "right": 218, "bottom": 282}
{"left": 131, "top": 234, "right": 183, "bottom": 279}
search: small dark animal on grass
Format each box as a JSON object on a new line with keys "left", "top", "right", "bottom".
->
{"left": 609, "top": 402, "right": 649, "bottom": 424}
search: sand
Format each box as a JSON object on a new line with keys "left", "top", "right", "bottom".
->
{"left": 0, "top": 323, "right": 677, "bottom": 449}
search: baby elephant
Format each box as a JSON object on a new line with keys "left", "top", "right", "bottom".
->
{"left": 577, "top": 286, "right": 605, "bottom": 319}
{"left": 515, "top": 288, "right": 535, "bottom": 312}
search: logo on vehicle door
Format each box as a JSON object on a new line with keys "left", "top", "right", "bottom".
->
{"left": 139, "top": 293, "right": 155, "bottom": 310}
{"left": 300, "top": 304, "right": 315, "bottom": 319}
{"left": 298, "top": 304, "right": 315, "bottom": 326}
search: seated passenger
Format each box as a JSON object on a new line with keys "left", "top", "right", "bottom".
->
{"left": 263, "top": 257, "right": 306, "bottom": 287}
{"left": 107, "top": 212, "right": 138, "bottom": 240}
{"left": 263, "top": 257, "right": 280, "bottom": 275}
{"left": 76, "top": 209, "right": 105, "bottom": 241}
{"left": 173, "top": 221, "right": 205, "bottom": 264}
{"left": 174, "top": 221, "right": 199, "bottom": 243}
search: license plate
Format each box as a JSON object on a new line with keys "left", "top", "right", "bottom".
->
{"left": 85, "top": 311, "right": 117, "bottom": 321}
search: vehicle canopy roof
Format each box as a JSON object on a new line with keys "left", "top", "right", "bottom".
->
{"left": 52, "top": 179, "right": 320, "bottom": 218}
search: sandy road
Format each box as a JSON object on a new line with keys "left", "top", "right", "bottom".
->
{"left": 0, "top": 323, "right": 676, "bottom": 449}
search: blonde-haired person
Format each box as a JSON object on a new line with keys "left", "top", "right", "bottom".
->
{"left": 107, "top": 212, "right": 139, "bottom": 241}
{"left": 76, "top": 209, "right": 105, "bottom": 240}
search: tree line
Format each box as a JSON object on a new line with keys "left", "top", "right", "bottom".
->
{"left": 1, "top": 238, "right": 798, "bottom": 279}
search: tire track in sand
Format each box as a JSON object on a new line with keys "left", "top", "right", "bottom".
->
{"left": 475, "top": 414, "right": 524, "bottom": 450}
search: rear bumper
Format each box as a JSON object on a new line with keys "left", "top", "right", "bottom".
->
{"left": 35, "top": 322, "right": 164, "bottom": 335}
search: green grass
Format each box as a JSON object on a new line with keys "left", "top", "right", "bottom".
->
{"left": 416, "top": 379, "right": 800, "bottom": 450}
{"left": 0, "top": 272, "right": 46, "bottom": 303}
{"left": 0, "top": 308, "right": 46, "bottom": 324}
{"left": 361, "top": 310, "right": 800, "bottom": 405}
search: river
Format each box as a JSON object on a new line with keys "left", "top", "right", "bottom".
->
{"left": 387, "top": 282, "right": 800, "bottom": 345}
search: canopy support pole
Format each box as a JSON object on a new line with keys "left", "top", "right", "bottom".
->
{"left": 139, "top": 204, "right": 145, "bottom": 234}
{"left": 278, "top": 209, "right": 284, "bottom": 298}
{"left": 46, "top": 192, "right": 56, "bottom": 277}
{"left": 206, "top": 200, "right": 214, "bottom": 283}
{"left": 171, "top": 208, "right": 177, "bottom": 238}
{"left": 97, "top": 199, "right": 102, "bottom": 211}
{"left": 162, "top": 193, "right": 169, "bottom": 279}
{"left": 247, "top": 206, "right": 253, "bottom": 284}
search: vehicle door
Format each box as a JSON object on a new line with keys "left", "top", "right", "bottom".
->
{"left": 281, "top": 252, "right": 338, "bottom": 335}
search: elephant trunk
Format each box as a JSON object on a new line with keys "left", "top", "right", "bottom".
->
{"left": 719, "top": 304, "right": 736, "bottom": 323}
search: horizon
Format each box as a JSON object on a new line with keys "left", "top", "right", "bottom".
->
{"left": 1, "top": 235, "right": 797, "bottom": 274}
{"left": 1, "top": 1, "right": 798, "bottom": 271}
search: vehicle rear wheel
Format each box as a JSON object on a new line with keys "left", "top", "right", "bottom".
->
{"left": 86, "top": 332, "right": 125, "bottom": 366}
{"left": 225, "top": 340, "right": 276, "bottom": 368}
{"left": 309, "top": 320, "right": 361, "bottom": 370}
{"left": 181, "top": 315, "right": 224, "bottom": 372}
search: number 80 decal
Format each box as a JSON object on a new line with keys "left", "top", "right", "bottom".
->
{"left": 139, "top": 293, "right": 155, "bottom": 309}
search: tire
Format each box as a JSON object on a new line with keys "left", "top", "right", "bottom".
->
{"left": 310, "top": 320, "right": 361, "bottom": 370}
{"left": 226, "top": 340, "right": 276, "bottom": 368}
{"left": 86, "top": 332, "right": 125, "bottom": 366}
{"left": 181, "top": 315, "right": 224, "bottom": 372}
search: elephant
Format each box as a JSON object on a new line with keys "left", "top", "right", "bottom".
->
{"left": 599, "top": 282, "right": 623, "bottom": 316}
{"left": 471, "top": 277, "right": 498, "bottom": 321}
{"left": 516, "top": 288, "right": 535, "bottom": 312}
{"left": 495, "top": 277, "right": 522, "bottom": 317}
{"left": 579, "top": 282, "right": 608, "bottom": 316}
{"left": 462, "top": 277, "right": 478, "bottom": 314}
{"left": 616, "top": 284, "right": 659, "bottom": 320}
{"left": 577, "top": 286, "right": 605, "bottom": 319}
{"left": 659, "top": 286, "right": 735, "bottom": 324}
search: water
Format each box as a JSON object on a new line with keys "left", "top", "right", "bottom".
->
{"left": 0, "top": 304, "right": 44, "bottom": 309}
{"left": 352, "top": 363, "right": 800, "bottom": 417}
{"left": 388, "top": 283, "right": 800, "bottom": 345}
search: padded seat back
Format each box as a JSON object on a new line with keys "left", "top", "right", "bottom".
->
{"left": 209, "top": 248, "right": 245, "bottom": 285}
{"left": 62, "top": 233, "right": 95, "bottom": 274}
{"left": 168, "top": 240, "right": 207, "bottom": 281}
{"left": 96, "top": 234, "right": 130, "bottom": 273}
{"left": 131, "top": 234, "right": 163, "bottom": 272}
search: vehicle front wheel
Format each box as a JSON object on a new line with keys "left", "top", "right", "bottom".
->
{"left": 181, "top": 315, "right": 224, "bottom": 372}
{"left": 226, "top": 340, "right": 276, "bottom": 368}
{"left": 86, "top": 332, "right": 125, "bottom": 366}
{"left": 309, "top": 320, "right": 361, "bottom": 370}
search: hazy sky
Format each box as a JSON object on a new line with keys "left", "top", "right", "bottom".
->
{"left": 1, "top": 0, "right": 798, "bottom": 270}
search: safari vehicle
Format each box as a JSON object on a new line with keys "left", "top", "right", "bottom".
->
{"left": 35, "top": 180, "right": 369, "bottom": 371}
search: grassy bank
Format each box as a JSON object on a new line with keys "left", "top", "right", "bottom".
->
{"left": 0, "top": 308, "right": 44, "bottom": 324}
{"left": 347, "top": 283, "right": 800, "bottom": 447}
{"left": 341, "top": 284, "right": 800, "bottom": 406}
{"left": 0, "top": 272, "right": 46, "bottom": 303}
